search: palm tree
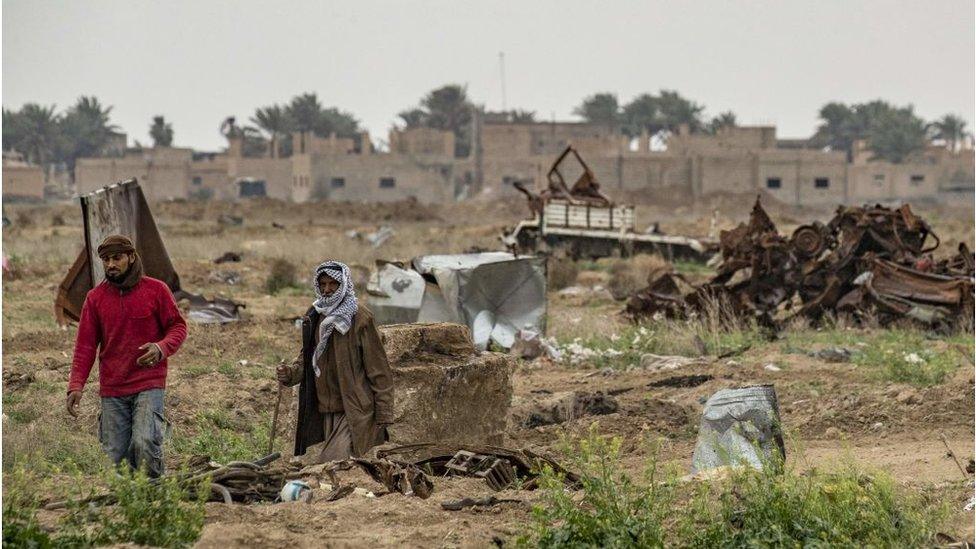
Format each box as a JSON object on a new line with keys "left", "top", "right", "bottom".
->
{"left": 251, "top": 104, "right": 292, "bottom": 158}
{"left": 13, "top": 103, "right": 60, "bottom": 165}
{"left": 421, "top": 84, "right": 472, "bottom": 133}
{"left": 286, "top": 93, "right": 324, "bottom": 134}
{"left": 149, "top": 116, "right": 174, "bottom": 147}
{"left": 929, "top": 114, "right": 970, "bottom": 152}
{"left": 3, "top": 108, "right": 24, "bottom": 152}
{"left": 320, "top": 107, "right": 360, "bottom": 138}
{"left": 60, "top": 96, "right": 118, "bottom": 171}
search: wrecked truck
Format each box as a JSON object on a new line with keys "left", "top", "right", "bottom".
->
{"left": 502, "top": 146, "right": 716, "bottom": 262}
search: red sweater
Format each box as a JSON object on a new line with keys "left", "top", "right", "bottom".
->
{"left": 69, "top": 276, "right": 188, "bottom": 397}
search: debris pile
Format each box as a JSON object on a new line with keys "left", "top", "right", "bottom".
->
{"left": 376, "top": 443, "right": 581, "bottom": 491}
{"left": 626, "top": 197, "right": 974, "bottom": 329}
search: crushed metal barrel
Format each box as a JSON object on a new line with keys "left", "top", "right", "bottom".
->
{"left": 626, "top": 197, "right": 974, "bottom": 329}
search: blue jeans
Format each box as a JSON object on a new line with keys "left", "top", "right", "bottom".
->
{"left": 99, "top": 389, "right": 167, "bottom": 478}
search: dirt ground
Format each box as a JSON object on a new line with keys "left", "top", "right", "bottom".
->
{"left": 3, "top": 194, "right": 974, "bottom": 547}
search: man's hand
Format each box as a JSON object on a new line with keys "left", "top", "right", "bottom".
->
{"left": 137, "top": 343, "right": 163, "bottom": 367}
{"left": 66, "top": 391, "right": 82, "bottom": 418}
{"left": 276, "top": 363, "right": 291, "bottom": 383}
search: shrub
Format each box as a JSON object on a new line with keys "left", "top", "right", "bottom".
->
{"left": 4, "top": 466, "right": 208, "bottom": 548}
{"left": 679, "top": 461, "right": 948, "bottom": 547}
{"left": 520, "top": 429, "right": 674, "bottom": 548}
{"left": 264, "top": 258, "right": 298, "bottom": 294}
{"left": 522, "top": 431, "right": 949, "bottom": 547}
{"left": 58, "top": 466, "right": 209, "bottom": 548}
{"left": 2, "top": 468, "right": 53, "bottom": 548}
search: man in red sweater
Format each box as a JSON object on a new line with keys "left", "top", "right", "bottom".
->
{"left": 67, "top": 235, "right": 187, "bottom": 477}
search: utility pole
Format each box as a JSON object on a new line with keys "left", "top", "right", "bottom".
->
{"left": 499, "top": 51, "right": 507, "bottom": 112}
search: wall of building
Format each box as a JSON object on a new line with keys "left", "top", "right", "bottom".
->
{"left": 755, "top": 149, "right": 849, "bottom": 206}
{"left": 189, "top": 154, "right": 230, "bottom": 200}
{"left": 225, "top": 156, "right": 293, "bottom": 200}
{"left": 75, "top": 147, "right": 192, "bottom": 201}
{"left": 480, "top": 122, "right": 624, "bottom": 159}
{"left": 2, "top": 163, "right": 45, "bottom": 201}
{"left": 309, "top": 154, "right": 455, "bottom": 203}
{"left": 389, "top": 127, "right": 455, "bottom": 156}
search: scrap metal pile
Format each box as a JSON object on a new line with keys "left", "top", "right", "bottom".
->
{"left": 626, "top": 197, "right": 974, "bottom": 329}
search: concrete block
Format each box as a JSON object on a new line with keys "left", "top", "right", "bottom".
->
{"left": 380, "top": 323, "right": 514, "bottom": 446}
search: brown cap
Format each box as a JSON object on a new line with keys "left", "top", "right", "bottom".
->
{"left": 96, "top": 234, "right": 135, "bottom": 259}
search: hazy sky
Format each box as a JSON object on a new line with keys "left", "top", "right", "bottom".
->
{"left": 3, "top": 0, "right": 973, "bottom": 151}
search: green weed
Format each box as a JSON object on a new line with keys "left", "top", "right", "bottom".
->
{"left": 180, "top": 362, "right": 213, "bottom": 378}
{"left": 520, "top": 429, "right": 674, "bottom": 548}
{"left": 171, "top": 409, "right": 270, "bottom": 463}
{"left": 522, "top": 430, "right": 949, "bottom": 547}
{"left": 680, "top": 461, "right": 948, "bottom": 547}
{"left": 4, "top": 465, "right": 207, "bottom": 548}
{"left": 2, "top": 467, "right": 53, "bottom": 547}
{"left": 853, "top": 330, "right": 962, "bottom": 386}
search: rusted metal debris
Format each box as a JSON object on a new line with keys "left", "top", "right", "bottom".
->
{"left": 326, "top": 456, "right": 435, "bottom": 499}
{"left": 513, "top": 146, "right": 613, "bottom": 211}
{"left": 444, "top": 450, "right": 518, "bottom": 491}
{"left": 375, "top": 443, "right": 581, "bottom": 491}
{"left": 626, "top": 196, "right": 974, "bottom": 329}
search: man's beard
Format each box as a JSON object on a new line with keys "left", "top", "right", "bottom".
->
{"left": 105, "top": 266, "right": 129, "bottom": 283}
{"left": 102, "top": 252, "right": 144, "bottom": 290}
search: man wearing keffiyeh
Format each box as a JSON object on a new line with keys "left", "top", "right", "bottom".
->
{"left": 277, "top": 260, "right": 395, "bottom": 462}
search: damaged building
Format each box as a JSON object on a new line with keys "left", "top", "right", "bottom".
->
{"left": 72, "top": 117, "right": 974, "bottom": 206}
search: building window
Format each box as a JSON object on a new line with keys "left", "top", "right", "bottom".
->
{"left": 814, "top": 177, "right": 830, "bottom": 189}
{"left": 766, "top": 177, "right": 781, "bottom": 189}
{"left": 379, "top": 177, "right": 396, "bottom": 189}
{"left": 873, "top": 174, "right": 885, "bottom": 185}
{"left": 192, "top": 176, "right": 202, "bottom": 186}
{"left": 910, "top": 175, "right": 924, "bottom": 185}
{"left": 331, "top": 177, "right": 346, "bottom": 188}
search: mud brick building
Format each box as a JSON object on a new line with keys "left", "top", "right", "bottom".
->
{"left": 2, "top": 151, "right": 46, "bottom": 202}
{"left": 72, "top": 115, "right": 974, "bottom": 207}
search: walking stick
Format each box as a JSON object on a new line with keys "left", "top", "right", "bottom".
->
{"left": 268, "top": 363, "right": 286, "bottom": 454}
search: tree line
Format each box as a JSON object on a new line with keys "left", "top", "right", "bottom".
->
{"left": 3, "top": 88, "right": 970, "bottom": 181}
{"left": 573, "top": 90, "right": 971, "bottom": 163}
{"left": 2, "top": 98, "right": 178, "bottom": 178}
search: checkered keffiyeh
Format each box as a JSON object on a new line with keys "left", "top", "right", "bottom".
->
{"left": 310, "top": 261, "right": 358, "bottom": 377}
